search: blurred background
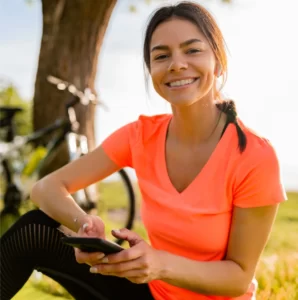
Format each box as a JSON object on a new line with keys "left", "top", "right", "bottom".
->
{"left": 1, "top": 0, "right": 297, "bottom": 190}
{"left": 0, "top": 0, "right": 297, "bottom": 299}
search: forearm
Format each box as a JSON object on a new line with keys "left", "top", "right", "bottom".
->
{"left": 159, "top": 252, "right": 250, "bottom": 297}
{"left": 31, "top": 176, "right": 87, "bottom": 232}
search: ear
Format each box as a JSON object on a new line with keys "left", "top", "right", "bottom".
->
{"left": 215, "top": 64, "right": 222, "bottom": 78}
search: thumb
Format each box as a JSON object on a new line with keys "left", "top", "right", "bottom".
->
{"left": 111, "top": 228, "right": 142, "bottom": 246}
{"left": 78, "top": 217, "right": 94, "bottom": 236}
{"left": 77, "top": 222, "right": 90, "bottom": 236}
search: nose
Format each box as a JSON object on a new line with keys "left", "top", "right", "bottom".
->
{"left": 168, "top": 53, "right": 188, "bottom": 73}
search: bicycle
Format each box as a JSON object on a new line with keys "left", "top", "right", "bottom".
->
{"left": 0, "top": 76, "right": 136, "bottom": 243}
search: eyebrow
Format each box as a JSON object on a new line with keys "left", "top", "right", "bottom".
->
{"left": 151, "top": 38, "right": 203, "bottom": 52}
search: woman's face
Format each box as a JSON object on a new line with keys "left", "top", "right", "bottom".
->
{"left": 149, "top": 18, "right": 218, "bottom": 107}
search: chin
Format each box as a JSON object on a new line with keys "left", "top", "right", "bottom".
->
{"left": 165, "top": 96, "right": 199, "bottom": 108}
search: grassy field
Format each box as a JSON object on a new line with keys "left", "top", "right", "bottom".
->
{"left": 1, "top": 184, "right": 297, "bottom": 300}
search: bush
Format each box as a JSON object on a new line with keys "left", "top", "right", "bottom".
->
{"left": 0, "top": 79, "right": 32, "bottom": 137}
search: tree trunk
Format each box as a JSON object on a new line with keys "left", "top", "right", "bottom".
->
{"left": 33, "top": 0, "right": 117, "bottom": 176}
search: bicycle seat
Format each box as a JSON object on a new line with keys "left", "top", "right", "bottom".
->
{"left": 0, "top": 106, "right": 23, "bottom": 115}
{"left": 0, "top": 106, "right": 23, "bottom": 129}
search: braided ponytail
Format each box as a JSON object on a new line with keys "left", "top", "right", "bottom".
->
{"left": 216, "top": 100, "right": 247, "bottom": 153}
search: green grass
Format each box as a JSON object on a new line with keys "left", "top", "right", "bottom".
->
{"left": 255, "top": 191, "right": 298, "bottom": 300}
{"left": 13, "top": 280, "right": 72, "bottom": 300}
{"left": 263, "top": 192, "right": 298, "bottom": 255}
{"left": 3, "top": 188, "right": 298, "bottom": 299}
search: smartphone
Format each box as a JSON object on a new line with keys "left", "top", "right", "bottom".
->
{"left": 61, "top": 237, "right": 124, "bottom": 254}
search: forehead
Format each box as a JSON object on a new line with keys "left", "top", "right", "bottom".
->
{"left": 150, "top": 18, "right": 207, "bottom": 47}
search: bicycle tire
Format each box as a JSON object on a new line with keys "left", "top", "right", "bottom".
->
{"left": 81, "top": 168, "right": 136, "bottom": 245}
{"left": 117, "top": 168, "right": 136, "bottom": 231}
{"left": 0, "top": 159, "right": 22, "bottom": 218}
{"left": 65, "top": 132, "right": 136, "bottom": 244}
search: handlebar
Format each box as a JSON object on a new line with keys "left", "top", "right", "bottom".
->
{"left": 47, "top": 75, "right": 108, "bottom": 111}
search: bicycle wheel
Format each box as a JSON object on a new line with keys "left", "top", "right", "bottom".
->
{"left": 83, "top": 168, "right": 136, "bottom": 244}
{"left": 0, "top": 159, "right": 22, "bottom": 217}
{"left": 65, "top": 133, "right": 136, "bottom": 244}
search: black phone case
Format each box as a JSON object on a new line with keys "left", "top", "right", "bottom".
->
{"left": 61, "top": 237, "right": 124, "bottom": 254}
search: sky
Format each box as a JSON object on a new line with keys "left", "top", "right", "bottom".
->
{"left": 0, "top": 0, "right": 297, "bottom": 190}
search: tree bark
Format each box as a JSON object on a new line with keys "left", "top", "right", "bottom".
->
{"left": 33, "top": 0, "right": 117, "bottom": 176}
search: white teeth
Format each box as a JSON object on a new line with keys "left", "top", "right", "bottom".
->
{"left": 169, "top": 78, "right": 196, "bottom": 87}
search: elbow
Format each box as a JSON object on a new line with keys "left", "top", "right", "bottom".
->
{"left": 215, "top": 267, "right": 252, "bottom": 297}
{"left": 225, "top": 262, "right": 254, "bottom": 297}
{"left": 30, "top": 175, "right": 51, "bottom": 207}
{"left": 229, "top": 277, "right": 252, "bottom": 297}
{"left": 30, "top": 179, "right": 43, "bottom": 207}
{"left": 230, "top": 286, "right": 249, "bottom": 298}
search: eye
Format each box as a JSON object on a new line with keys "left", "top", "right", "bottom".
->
{"left": 154, "top": 54, "right": 169, "bottom": 60}
{"left": 186, "top": 48, "right": 201, "bottom": 54}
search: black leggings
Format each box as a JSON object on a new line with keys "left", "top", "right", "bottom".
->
{"left": 0, "top": 210, "right": 154, "bottom": 300}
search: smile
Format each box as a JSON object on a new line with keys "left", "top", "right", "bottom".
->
{"left": 166, "top": 78, "right": 199, "bottom": 88}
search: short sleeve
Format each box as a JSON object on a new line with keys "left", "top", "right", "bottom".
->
{"left": 101, "top": 121, "right": 137, "bottom": 168}
{"left": 233, "top": 142, "right": 287, "bottom": 208}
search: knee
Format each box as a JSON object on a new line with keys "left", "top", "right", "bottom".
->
{"left": 0, "top": 210, "right": 60, "bottom": 242}
{"left": 19, "top": 209, "right": 60, "bottom": 228}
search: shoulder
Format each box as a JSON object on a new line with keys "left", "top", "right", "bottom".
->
{"left": 231, "top": 119, "right": 286, "bottom": 207}
{"left": 103, "top": 114, "right": 171, "bottom": 147}
{"left": 100, "top": 114, "right": 171, "bottom": 168}
{"left": 237, "top": 118, "right": 278, "bottom": 160}
{"left": 136, "top": 114, "right": 172, "bottom": 127}
{"left": 129, "top": 114, "right": 172, "bottom": 144}
{"left": 233, "top": 118, "right": 282, "bottom": 183}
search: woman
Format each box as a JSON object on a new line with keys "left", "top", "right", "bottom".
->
{"left": 0, "top": 2, "right": 286, "bottom": 300}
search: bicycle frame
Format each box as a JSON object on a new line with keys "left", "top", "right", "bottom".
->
{"left": 1, "top": 106, "right": 97, "bottom": 208}
{"left": 1, "top": 118, "right": 69, "bottom": 199}
{"left": 1, "top": 75, "right": 106, "bottom": 214}
{"left": 1, "top": 76, "right": 136, "bottom": 237}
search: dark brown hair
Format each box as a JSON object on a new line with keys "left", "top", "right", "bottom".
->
{"left": 143, "top": 1, "right": 247, "bottom": 152}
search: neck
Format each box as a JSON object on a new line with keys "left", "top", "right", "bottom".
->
{"left": 169, "top": 98, "right": 222, "bottom": 145}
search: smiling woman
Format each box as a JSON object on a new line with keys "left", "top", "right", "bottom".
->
{"left": 0, "top": 1, "right": 286, "bottom": 300}
{"left": 148, "top": 21, "right": 220, "bottom": 104}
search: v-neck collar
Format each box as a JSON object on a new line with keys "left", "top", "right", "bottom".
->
{"left": 160, "top": 116, "right": 233, "bottom": 196}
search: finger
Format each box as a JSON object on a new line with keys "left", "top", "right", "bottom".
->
{"left": 102, "top": 244, "right": 146, "bottom": 264}
{"left": 77, "top": 222, "right": 91, "bottom": 236}
{"left": 83, "top": 223, "right": 98, "bottom": 236}
{"left": 96, "top": 268, "right": 148, "bottom": 284}
{"left": 77, "top": 221, "right": 105, "bottom": 239}
{"left": 109, "top": 270, "right": 145, "bottom": 281}
{"left": 127, "top": 276, "right": 148, "bottom": 284}
{"left": 111, "top": 228, "right": 142, "bottom": 247}
{"left": 75, "top": 248, "right": 105, "bottom": 265}
{"left": 90, "top": 258, "right": 146, "bottom": 276}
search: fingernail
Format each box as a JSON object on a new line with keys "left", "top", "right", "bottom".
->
{"left": 101, "top": 256, "right": 109, "bottom": 263}
{"left": 90, "top": 267, "right": 97, "bottom": 273}
{"left": 98, "top": 254, "right": 105, "bottom": 260}
{"left": 82, "top": 223, "right": 89, "bottom": 231}
{"left": 112, "top": 229, "right": 121, "bottom": 234}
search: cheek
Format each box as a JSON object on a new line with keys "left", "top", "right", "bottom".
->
{"left": 150, "top": 67, "right": 165, "bottom": 94}
{"left": 199, "top": 58, "right": 215, "bottom": 75}
{"left": 199, "top": 60, "right": 217, "bottom": 86}
{"left": 194, "top": 52, "right": 216, "bottom": 75}
{"left": 150, "top": 65, "right": 160, "bottom": 81}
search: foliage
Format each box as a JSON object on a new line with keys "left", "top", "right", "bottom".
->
{"left": 0, "top": 79, "right": 32, "bottom": 136}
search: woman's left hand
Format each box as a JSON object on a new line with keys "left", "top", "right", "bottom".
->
{"left": 89, "top": 228, "right": 165, "bottom": 284}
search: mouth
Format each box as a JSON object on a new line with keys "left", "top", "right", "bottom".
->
{"left": 165, "top": 77, "right": 199, "bottom": 89}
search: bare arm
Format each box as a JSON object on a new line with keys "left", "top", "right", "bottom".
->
{"left": 31, "top": 146, "right": 120, "bottom": 232}
{"left": 158, "top": 204, "right": 279, "bottom": 297}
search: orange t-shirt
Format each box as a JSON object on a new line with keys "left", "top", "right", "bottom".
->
{"left": 101, "top": 114, "right": 286, "bottom": 300}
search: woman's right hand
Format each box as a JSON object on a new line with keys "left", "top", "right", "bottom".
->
{"left": 74, "top": 214, "right": 106, "bottom": 266}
